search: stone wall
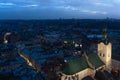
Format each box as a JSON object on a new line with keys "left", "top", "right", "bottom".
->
{"left": 61, "top": 68, "right": 90, "bottom": 80}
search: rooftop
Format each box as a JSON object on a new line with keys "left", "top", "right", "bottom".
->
{"left": 63, "top": 53, "right": 104, "bottom": 75}
{"left": 63, "top": 56, "right": 88, "bottom": 75}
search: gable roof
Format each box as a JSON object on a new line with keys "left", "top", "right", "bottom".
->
{"left": 63, "top": 53, "right": 104, "bottom": 75}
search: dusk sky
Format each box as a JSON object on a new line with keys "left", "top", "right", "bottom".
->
{"left": 0, "top": 0, "right": 120, "bottom": 19}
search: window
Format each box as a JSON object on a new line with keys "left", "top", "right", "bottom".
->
{"left": 103, "top": 54, "right": 105, "bottom": 57}
{"left": 100, "top": 53, "right": 102, "bottom": 56}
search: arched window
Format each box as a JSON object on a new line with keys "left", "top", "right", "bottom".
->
{"left": 65, "top": 76, "right": 67, "bottom": 80}
{"left": 100, "top": 53, "right": 102, "bottom": 56}
{"left": 68, "top": 77, "right": 70, "bottom": 80}
{"left": 103, "top": 54, "right": 105, "bottom": 57}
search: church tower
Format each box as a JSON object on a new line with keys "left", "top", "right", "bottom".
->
{"left": 97, "top": 27, "right": 112, "bottom": 71}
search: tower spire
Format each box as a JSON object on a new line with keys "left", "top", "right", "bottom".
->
{"left": 102, "top": 27, "right": 109, "bottom": 45}
{"left": 102, "top": 26, "right": 108, "bottom": 40}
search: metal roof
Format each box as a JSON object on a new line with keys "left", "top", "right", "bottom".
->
{"left": 63, "top": 53, "right": 104, "bottom": 75}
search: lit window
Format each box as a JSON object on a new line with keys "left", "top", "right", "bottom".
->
{"left": 75, "top": 43, "right": 79, "bottom": 47}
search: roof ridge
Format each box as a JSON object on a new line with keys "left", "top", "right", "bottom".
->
{"left": 84, "top": 52, "right": 95, "bottom": 70}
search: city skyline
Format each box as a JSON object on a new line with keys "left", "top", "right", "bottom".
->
{"left": 0, "top": 0, "right": 120, "bottom": 19}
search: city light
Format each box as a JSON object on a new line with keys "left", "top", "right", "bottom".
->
{"left": 3, "top": 32, "right": 11, "bottom": 44}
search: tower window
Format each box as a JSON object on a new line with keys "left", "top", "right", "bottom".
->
{"left": 100, "top": 53, "right": 102, "bottom": 56}
{"left": 103, "top": 54, "right": 105, "bottom": 57}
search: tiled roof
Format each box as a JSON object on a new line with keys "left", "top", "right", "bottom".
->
{"left": 63, "top": 56, "right": 88, "bottom": 75}
{"left": 87, "top": 53, "right": 104, "bottom": 69}
{"left": 99, "top": 39, "right": 110, "bottom": 45}
{"left": 63, "top": 53, "right": 104, "bottom": 75}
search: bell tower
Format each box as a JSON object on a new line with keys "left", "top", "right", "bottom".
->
{"left": 98, "top": 27, "right": 112, "bottom": 71}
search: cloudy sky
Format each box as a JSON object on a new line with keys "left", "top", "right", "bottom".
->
{"left": 0, "top": 0, "right": 120, "bottom": 19}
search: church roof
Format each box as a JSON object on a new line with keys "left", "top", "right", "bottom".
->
{"left": 99, "top": 39, "right": 110, "bottom": 45}
{"left": 63, "top": 53, "right": 104, "bottom": 75}
{"left": 87, "top": 53, "right": 104, "bottom": 69}
{"left": 100, "top": 27, "right": 110, "bottom": 45}
{"left": 63, "top": 56, "right": 88, "bottom": 75}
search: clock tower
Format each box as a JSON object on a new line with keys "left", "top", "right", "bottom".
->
{"left": 98, "top": 27, "right": 112, "bottom": 71}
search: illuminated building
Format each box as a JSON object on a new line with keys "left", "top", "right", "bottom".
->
{"left": 61, "top": 28, "right": 113, "bottom": 80}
